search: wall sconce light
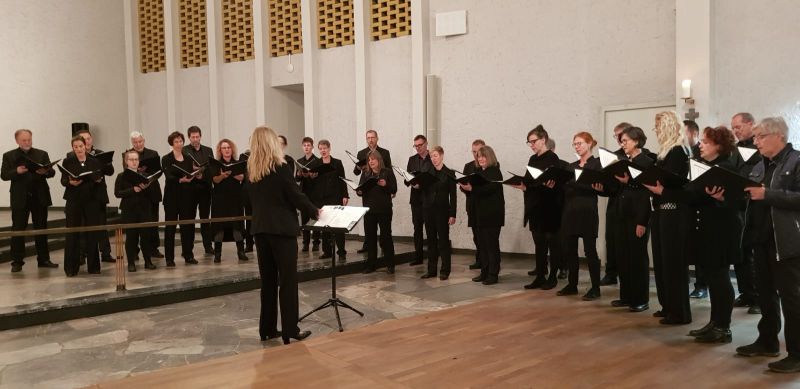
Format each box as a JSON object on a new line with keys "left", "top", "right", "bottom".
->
{"left": 287, "top": 53, "right": 294, "bottom": 73}
{"left": 681, "top": 79, "right": 695, "bottom": 104}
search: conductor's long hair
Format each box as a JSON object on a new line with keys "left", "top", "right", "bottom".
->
{"left": 654, "top": 111, "right": 687, "bottom": 160}
{"left": 247, "top": 126, "right": 286, "bottom": 183}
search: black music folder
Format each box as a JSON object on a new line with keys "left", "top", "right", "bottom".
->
{"left": 453, "top": 170, "right": 502, "bottom": 186}
{"left": 58, "top": 164, "right": 101, "bottom": 181}
{"left": 687, "top": 162, "right": 760, "bottom": 193}
{"left": 575, "top": 167, "right": 613, "bottom": 187}
{"left": 22, "top": 156, "right": 59, "bottom": 172}
{"left": 502, "top": 171, "right": 526, "bottom": 186}
{"left": 209, "top": 158, "right": 247, "bottom": 176}
{"left": 526, "top": 165, "right": 573, "bottom": 186}
{"left": 393, "top": 166, "right": 439, "bottom": 187}
{"left": 341, "top": 176, "right": 377, "bottom": 193}
{"left": 296, "top": 160, "right": 335, "bottom": 175}
{"left": 346, "top": 150, "right": 367, "bottom": 169}
{"left": 91, "top": 150, "right": 114, "bottom": 165}
{"left": 123, "top": 169, "right": 163, "bottom": 185}
{"left": 738, "top": 146, "right": 759, "bottom": 164}
{"left": 188, "top": 153, "right": 209, "bottom": 168}
{"left": 632, "top": 165, "right": 688, "bottom": 188}
{"left": 138, "top": 155, "right": 162, "bottom": 175}
{"left": 171, "top": 163, "right": 202, "bottom": 178}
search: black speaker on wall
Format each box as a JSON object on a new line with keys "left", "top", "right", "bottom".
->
{"left": 71, "top": 122, "right": 89, "bottom": 136}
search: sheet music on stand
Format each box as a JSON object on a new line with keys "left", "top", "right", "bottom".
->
{"left": 306, "top": 205, "right": 370, "bottom": 231}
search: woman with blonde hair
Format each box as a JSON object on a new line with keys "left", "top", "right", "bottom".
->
{"left": 209, "top": 139, "right": 247, "bottom": 263}
{"left": 643, "top": 111, "right": 693, "bottom": 325}
{"left": 247, "top": 126, "right": 319, "bottom": 345}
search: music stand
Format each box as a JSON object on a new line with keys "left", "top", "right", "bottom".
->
{"left": 299, "top": 206, "right": 368, "bottom": 332}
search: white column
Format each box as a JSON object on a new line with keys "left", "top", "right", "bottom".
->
{"left": 411, "top": 0, "right": 429, "bottom": 140}
{"left": 353, "top": 0, "right": 370, "bottom": 144}
{"left": 123, "top": 0, "right": 138, "bottom": 132}
{"left": 206, "top": 0, "right": 223, "bottom": 140}
{"left": 300, "top": 0, "right": 317, "bottom": 138}
{"left": 253, "top": 0, "right": 267, "bottom": 125}
{"left": 676, "top": 0, "right": 713, "bottom": 124}
{"left": 163, "top": 0, "right": 180, "bottom": 131}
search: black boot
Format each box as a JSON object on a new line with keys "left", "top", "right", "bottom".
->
{"left": 236, "top": 241, "right": 248, "bottom": 261}
{"left": 214, "top": 242, "right": 222, "bottom": 263}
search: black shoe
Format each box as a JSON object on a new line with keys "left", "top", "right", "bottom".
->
{"left": 363, "top": 266, "right": 375, "bottom": 274}
{"left": 689, "top": 287, "right": 708, "bottom": 299}
{"left": 688, "top": 321, "right": 716, "bottom": 337}
{"left": 540, "top": 277, "right": 558, "bottom": 290}
{"left": 421, "top": 273, "right": 437, "bottom": 279}
{"left": 599, "top": 275, "right": 618, "bottom": 286}
{"left": 101, "top": 257, "right": 116, "bottom": 263}
{"left": 38, "top": 260, "right": 59, "bottom": 268}
{"left": 260, "top": 331, "right": 282, "bottom": 341}
{"left": 629, "top": 304, "right": 650, "bottom": 313}
{"left": 557, "top": 269, "right": 567, "bottom": 280}
{"left": 312, "top": 243, "right": 320, "bottom": 251}
{"left": 557, "top": 285, "right": 578, "bottom": 296}
{"left": 582, "top": 288, "right": 601, "bottom": 301}
{"left": 768, "top": 355, "right": 800, "bottom": 373}
{"left": 472, "top": 274, "right": 486, "bottom": 282}
{"left": 214, "top": 255, "right": 221, "bottom": 263}
{"left": 736, "top": 342, "right": 781, "bottom": 357}
{"left": 409, "top": 259, "right": 423, "bottom": 266}
{"left": 11, "top": 263, "right": 23, "bottom": 273}
{"left": 652, "top": 310, "right": 666, "bottom": 318}
{"left": 185, "top": 258, "right": 198, "bottom": 265}
{"left": 128, "top": 264, "right": 137, "bottom": 272}
{"left": 695, "top": 327, "right": 732, "bottom": 344}
{"left": 527, "top": 269, "right": 538, "bottom": 276}
{"left": 439, "top": 274, "right": 449, "bottom": 280}
{"left": 659, "top": 317, "right": 691, "bottom": 325}
{"left": 611, "top": 299, "right": 630, "bottom": 307}
{"left": 524, "top": 277, "right": 546, "bottom": 290}
{"left": 245, "top": 245, "right": 254, "bottom": 253}
{"left": 301, "top": 245, "right": 309, "bottom": 252}
{"left": 166, "top": 260, "right": 176, "bottom": 268}
{"left": 238, "top": 251, "right": 249, "bottom": 261}
{"left": 357, "top": 248, "right": 367, "bottom": 254}
{"left": 320, "top": 253, "right": 333, "bottom": 259}
{"left": 748, "top": 305, "right": 762, "bottom": 315}
{"left": 283, "top": 330, "right": 312, "bottom": 345}
{"left": 733, "top": 294, "right": 751, "bottom": 308}
{"left": 88, "top": 269, "right": 101, "bottom": 274}
{"left": 469, "top": 263, "right": 481, "bottom": 270}
{"left": 482, "top": 276, "right": 498, "bottom": 285}
{"left": 387, "top": 265, "right": 395, "bottom": 274}
{"left": 152, "top": 250, "right": 165, "bottom": 259}
{"left": 65, "top": 271, "right": 78, "bottom": 277}
{"left": 144, "top": 261, "right": 157, "bottom": 270}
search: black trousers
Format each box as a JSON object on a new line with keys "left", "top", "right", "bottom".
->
{"left": 64, "top": 201, "right": 104, "bottom": 275}
{"left": 753, "top": 241, "right": 800, "bottom": 356}
{"left": 191, "top": 186, "right": 212, "bottom": 249}
{"left": 150, "top": 202, "right": 161, "bottom": 252}
{"left": 694, "top": 267, "right": 708, "bottom": 289}
{"left": 99, "top": 206, "right": 112, "bottom": 258}
{"left": 425, "top": 208, "right": 451, "bottom": 276}
{"left": 471, "top": 225, "right": 482, "bottom": 266}
{"left": 735, "top": 243, "right": 759, "bottom": 303}
{"left": 532, "top": 230, "right": 562, "bottom": 280}
{"left": 651, "top": 209, "right": 691, "bottom": 322}
{"left": 411, "top": 202, "right": 426, "bottom": 261}
{"left": 10, "top": 202, "right": 50, "bottom": 265}
{"left": 322, "top": 231, "right": 345, "bottom": 256}
{"left": 604, "top": 208, "right": 623, "bottom": 278}
{"left": 300, "top": 209, "right": 320, "bottom": 246}
{"left": 122, "top": 209, "right": 155, "bottom": 265}
{"left": 478, "top": 226, "right": 502, "bottom": 278}
{"left": 255, "top": 233, "right": 300, "bottom": 339}
{"left": 619, "top": 220, "right": 650, "bottom": 306}
{"left": 164, "top": 201, "right": 195, "bottom": 261}
{"left": 564, "top": 234, "right": 601, "bottom": 289}
{"left": 698, "top": 263, "right": 734, "bottom": 327}
{"left": 364, "top": 211, "right": 394, "bottom": 269}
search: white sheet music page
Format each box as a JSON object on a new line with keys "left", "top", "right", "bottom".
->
{"left": 574, "top": 168, "right": 583, "bottom": 180}
{"left": 526, "top": 166, "right": 544, "bottom": 179}
{"left": 313, "top": 205, "right": 370, "bottom": 230}
{"left": 392, "top": 166, "right": 415, "bottom": 181}
{"left": 689, "top": 159, "right": 711, "bottom": 181}
{"left": 738, "top": 146, "right": 757, "bottom": 162}
{"left": 628, "top": 166, "right": 642, "bottom": 179}
{"left": 599, "top": 148, "right": 620, "bottom": 168}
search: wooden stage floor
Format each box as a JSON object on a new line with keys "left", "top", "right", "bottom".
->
{"left": 92, "top": 288, "right": 799, "bottom": 388}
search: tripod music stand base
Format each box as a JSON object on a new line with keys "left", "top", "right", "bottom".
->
{"left": 299, "top": 297, "right": 364, "bottom": 332}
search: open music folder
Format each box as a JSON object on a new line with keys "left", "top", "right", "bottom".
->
{"left": 305, "top": 205, "right": 369, "bottom": 231}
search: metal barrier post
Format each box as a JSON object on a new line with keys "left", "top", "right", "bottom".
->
{"left": 115, "top": 227, "right": 126, "bottom": 291}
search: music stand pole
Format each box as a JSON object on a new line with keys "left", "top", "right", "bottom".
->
{"left": 299, "top": 225, "right": 364, "bottom": 332}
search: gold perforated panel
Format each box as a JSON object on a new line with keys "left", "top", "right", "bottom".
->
{"left": 222, "top": 0, "right": 254, "bottom": 63}
{"left": 179, "top": 0, "right": 208, "bottom": 68}
{"left": 138, "top": 0, "right": 166, "bottom": 73}
{"left": 268, "top": 0, "right": 303, "bottom": 57}
{"left": 371, "top": 0, "right": 411, "bottom": 41}
{"left": 318, "top": 0, "right": 354, "bottom": 49}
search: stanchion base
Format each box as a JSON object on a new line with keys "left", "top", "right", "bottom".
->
{"left": 299, "top": 298, "right": 364, "bottom": 332}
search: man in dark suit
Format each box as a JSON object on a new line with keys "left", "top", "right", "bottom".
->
{"left": 129, "top": 131, "right": 164, "bottom": 259}
{"left": 353, "top": 130, "right": 391, "bottom": 253}
{"left": 183, "top": 125, "right": 215, "bottom": 254}
{"left": 68, "top": 128, "right": 115, "bottom": 263}
{"left": 406, "top": 134, "right": 433, "bottom": 265}
{"left": 1, "top": 129, "right": 59, "bottom": 272}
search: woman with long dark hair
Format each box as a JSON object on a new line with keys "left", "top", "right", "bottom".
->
{"left": 357, "top": 151, "right": 397, "bottom": 274}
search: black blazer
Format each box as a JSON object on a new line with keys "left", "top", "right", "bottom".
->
{"left": 67, "top": 147, "right": 114, "bottom": 204}
{"left": 60, "top": 154, "right": 105, "bottom": 204}
{"left": 183, "top": 143, "right": 214, "bottom": 187}
{"left": 248, "top": 163, "right": 318, "bottom": 238}
{"left": 561, "top": 157, "right": 601, "bottom": 238}
{"left": 461, "top": 160, "right": 479, "bottom": 227}
{"left": 114, "top": 170, "right": 161, "bottom": 213}
{"left": 422, "top": 164, "right": 457, "bottom": 218}
{"left": 523, "top": 150, "right": 564, "bottom": 232}
{"left": 617, "top": 151, "right": 655, "bottom": 226}
{"left": 653, "top": 145, "right": 690, "bottom": 206}
{"left": 405, "top": 153, "right": 433, "bottom": 205}
{"left": 358, "top": 167, "right": 397, "bottom": 214}
{"left": 354, "top": 146, "right": 392, "bottom": 176}
{"left": 161, "top": 152, "right": 195, "bottom": 208}
{"left": 472, "top": 165, "right": 505, "bottom": 227}
{"left": 1, "top": 147, "right": 55, "bottom": 208}
{"left": 310, "top": 157, "right": 348, "bottom": 206}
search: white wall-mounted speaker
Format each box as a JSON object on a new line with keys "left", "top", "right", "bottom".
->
{"left": 426, "top": 74, "right": 440, "bottom": 146}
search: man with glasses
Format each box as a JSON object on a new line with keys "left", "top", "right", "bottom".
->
{"left": 354, "top": 130, "right": 392, "bottom": 253}
{"left": 406, "top": 135, "right": 433, "bottom": 265}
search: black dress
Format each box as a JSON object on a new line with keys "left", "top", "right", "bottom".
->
{"left": 561, "top": 157, "right": 602, "bottom": 290}
{"left": 422, "top": 164, "right": 457, "bottom": 277}
{"left": 523, "top": 150, "right": 565, "bottom": 282}
{"left": 161, "top": 152, "right": 197, "bottom": 264}
{"left": 61, "top": 155, "right": 106, "bottom": 276}
{"left": 472, "top": 165, "right": 505, "bottom": 282}
{"left": 358, "top": 167, "right": 397, "bottom": 272}
{"left": 210, "top": 157, "right": 246, "bottom": 259}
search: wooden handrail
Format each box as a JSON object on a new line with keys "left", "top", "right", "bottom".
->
{"left": 0, "top": 216, "right": 252, "bottom": 239}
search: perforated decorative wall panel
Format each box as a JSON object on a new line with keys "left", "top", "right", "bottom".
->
{"left": 318, "top": 0, "right": 354, "bottom": 49}
{"left": 371, "top": 0, "right": 411, "bottom": 41}
{"left": 138, "top": 0, "right": 166, "bottom": 73}
{"left": 268, "top": 0, "right": 303, "bottom": 57}
{"left": 222, "top": 0, "right": 254, "bottom": 63}
{"left": 179, "top": 0, "right": 208, "bottom": 68}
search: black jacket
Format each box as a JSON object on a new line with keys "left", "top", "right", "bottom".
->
{"left": 248, "top": 163, "right": 318, "bottom": 237}
{"left": 1, "top": 147, "right": 55, "bottom": 208}
{"left": 183, "top": 143, "right": 214, "bottom": 187}
{"left": 523, "top": 150, "right": 564, "bottom": 232}
{"left": 461, "top": 160, "right": 480, "bottom": 227}
{"left": 161, "top": 152, "right": 195, "bottom": 208}
{"left": 114, "top": 170, "right": 161, "bottom": 213}
{"left": 616, "top": 151, "right": 655, "bottom": 226}
{"left": 357, "top": 167, "right": 397, "bottom": 214}
{"left": 561, "top": 157, "right": 601, "bottom": 238}
{"left": 210, "top": 157, "right": 245, "bottom": 233}
{"left": 405, "top": 153, "right": 433, "bottom": 205}
{"left": 652, "top": 145, "right": 690, "bottom": 206}
{"left": 310, "top": 157, "right": 348, "bottom": 206}
{"left": 60, "top": 154, "right": 106, "bottom": 204}
{"left": 131, "top": 147, "right": 162, "bottom": 203}
{"left": 353, "top": 146, "right": 392, "bottom": 176}
{"left": 472, "top": 165, "right": 505, "bottom": 227}
{"left": 664, "top": 155, "right": 744, "bottom": 267}
{"left": 732, "top": 137, "right": 760, "bottom": 178}
{"left": 604, "top": 148, "right": 627, "bottom": 216}
{"left": 422, "top": 164, "right": 457, "bottom": 217}
{"left": 296, "top": 154, "right": 319, "bottom": 195}
{"left": 746, "top": 144, "right": 800, "bottom": 260}
{"left": 67, "top": 147, "right": 114, "bottom": 204}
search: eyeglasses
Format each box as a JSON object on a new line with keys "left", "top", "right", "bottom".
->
{"left": 526, "top": 138, "right": 540, "bottom": 145}
{"left": 413, "top": 143, "right": 426, "bottom": 148}
{"left": 754, "top": 133, "right": 774, "bottom": 141}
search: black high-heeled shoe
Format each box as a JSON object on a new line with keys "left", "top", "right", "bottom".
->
{"left": 283, "top": 330, "right": 312, "bottom": 345}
